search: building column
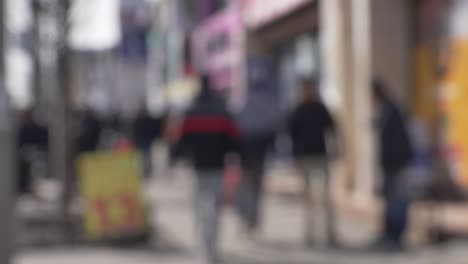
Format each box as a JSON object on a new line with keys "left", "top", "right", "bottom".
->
{"left": 320, "top": 0, "right": 374, "bottom": 204}
{"left": 350, "top": 0, "right": 375, "bottom": 204}
{"left": 320, "top": 0, "right": 354, "bottom": 199}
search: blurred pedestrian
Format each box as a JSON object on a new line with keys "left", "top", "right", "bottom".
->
{"left": 131, "top": 107, "right": 164, "bottom": 177}
{"left": 174, "top": 75, "right": 241, "bottom": 264}
{"left": 371, "top": 80, "right": 413, "bottom": 250}
{"left": 165, "top": 112, "right": 183, "bottom": 175}
{"left": 16, "top": 109, "right": 48, "bottom": 195}
{"left": 75, "top": 108, "right": 103, "bottom": 154}
{"left": 288, "top": 78, "right": 337, "bottom": 247}
{"left": 100, "top": 113, "right": 125, "bottom": 150}
{"left": 236, "top": 84, "right": 278, "bottom": 236}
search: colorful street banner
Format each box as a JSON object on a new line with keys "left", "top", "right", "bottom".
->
{"left": 78, "top": 151, "right": 149, "bottom": 240}
{"left": 440, "top": 0, "right": 468, "bottom": 189}
{"left": 413, "top": 44, "right": 437, "bottom": 129}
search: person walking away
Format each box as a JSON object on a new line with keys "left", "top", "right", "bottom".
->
{"left": 174, "top": 75, "right": 241, "bottom": 264}
{"left": 16, "top": 109, "right": 48, "bottom": 195}
{"left": 372, "top": 80, "right": 413, "bottom": 250}
{"left": 288, "top": 78, "right": 338, "bottom": 247}
{"left": 236, "top": 85, "right": 277, "bottom": 236}
{"left": 75, "top": 108, "right": 103, "bottom": 155}
{"left": 132, "top": 107, "right": 164, "bottom": 177}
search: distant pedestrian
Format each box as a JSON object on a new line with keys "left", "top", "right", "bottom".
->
{"left": 236, "top": 85, "right": 278, "bottom": 236}
{"left": 288, "top": 78, "right": 338, "bottom": 247}
{"left": 174, "top": 75, "right": 241, "bottom": 264}
{"left": 131, "top": 107, "right": 164, "bottom": 177}
{"left": 75, "top": 108, "right": 103, "bottom": 154}
{"left": 100, "top": 113, "right": 125, "bottom": 150}
{"left": 16, "top": 109, "right": 48, "bottom": 195}
{"left": 372, "top": 80, "right": 413, "bottom": 250}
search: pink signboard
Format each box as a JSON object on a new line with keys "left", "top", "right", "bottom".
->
{"left": 193, "top": 6, "right": 246, "bottom": 108}
{"left": 243, "top": 0, "right": 315, "bottom": 29}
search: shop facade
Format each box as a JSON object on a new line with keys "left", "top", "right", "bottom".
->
{"left": 244, "top": 0, "right": 319, "bottom": 111}
{"left": 322, "top": 0, "right": 468, "bottom": 236}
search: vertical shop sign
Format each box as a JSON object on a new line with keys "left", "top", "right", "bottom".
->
{"left": 441, "top": 0, "right": 468, "bottom": 188}
{"left": 193, "top": 6, "right": 245, "bottom": 109}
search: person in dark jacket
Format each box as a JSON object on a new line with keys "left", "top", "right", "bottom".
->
{"left": 372, "top": 80, "right": 413, "bottom": 250}
{"left": 75, "top": 108, "right": 102, "bottom": 154}
{"left": 288, "top": 78, "right": 337, "bottom": 247}
{"left": 17, "top": 109, "right": 48, "bottom": 194}
{"left": 132, "top": 107, "right": 164, "bottom": 177}
{"left": 236, "top": 84, "right": 277, "bottom": 235}
{"left": 174, "top": 75, "right": 240, "bottom": 264}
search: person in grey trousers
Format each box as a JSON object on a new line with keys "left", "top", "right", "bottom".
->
{"left": 174, "top": 75, "right": 241, "bottom": 263}
{"left": 288, "top": 78, "right": 338, "bottom": 247}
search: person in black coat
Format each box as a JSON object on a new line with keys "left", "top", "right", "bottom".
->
{"left": 372, "top": 80, "right": 413, "bottom": 249}
{"left": 132, "top": 108, "right": 164, "bottom": 177}
{"left": 75, "top": 108, "right": 103, "bottom": 154}
{"left": 17, "top": 109, "right": 48, "bottom": 194}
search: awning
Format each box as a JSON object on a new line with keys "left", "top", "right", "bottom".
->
{"left": 244, "top": 0, "right": 316, "bottom": 29}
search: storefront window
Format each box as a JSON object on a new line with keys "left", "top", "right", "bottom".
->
{"left": 295, "top": 34, "right": 319, "bottom": 78}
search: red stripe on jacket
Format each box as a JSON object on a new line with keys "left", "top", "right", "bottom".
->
{"left": 181, "top": 116, "right": 240, "bottom": 140}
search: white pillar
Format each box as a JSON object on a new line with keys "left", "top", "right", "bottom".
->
{"left": 320, "top": 0, "right": 375, "bottom": 204}
{"left": 320, "top": 0, "right": 355, "bottom": 198}
{"left": 350, "top": 0, "right": 375, "bottom": 204}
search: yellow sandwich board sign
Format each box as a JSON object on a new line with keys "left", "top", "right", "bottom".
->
{"left": 78, "top": 151, "right": 148, "bottom": 240}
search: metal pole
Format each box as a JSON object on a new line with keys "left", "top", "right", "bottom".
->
{"left": 0, "top": 0, "right": 15, "bottom": 262}
{"left": 54, "top": 0, "right": 73, "bottom": 242}
{"left": 43, "top": 0, "right": 72, "bottom": 241}
{"left": 31, "top": 1, "right": 41, "bottom": 113}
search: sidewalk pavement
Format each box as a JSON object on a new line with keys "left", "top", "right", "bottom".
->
{"left": 14, "top": 170, "right": 468, "bottom": 264}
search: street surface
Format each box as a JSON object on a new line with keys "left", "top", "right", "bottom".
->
{"left": 15, "top": 169, "right": 468, "bottom": 264}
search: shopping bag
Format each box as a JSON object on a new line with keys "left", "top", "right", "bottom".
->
{"left": 222, "top": 162, "right": 242, "bottom": 206}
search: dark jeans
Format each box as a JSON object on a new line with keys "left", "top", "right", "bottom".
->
{"left": 18, "top": 159, "right": 32, "bottom": 195}
{"left": 236, "top": 134, "right": 272, "bottom": 229}
{"left": 139, "top": 147, "right": 152, "bottom": 178}
{"left": 236, "top": 166, "right": 265, "bottom": 229}
{"left": 384, "top": 196, "right": 409, "bottom": 243}
{"left": 383, "top": 169, "right": 410, "bottom": 244}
